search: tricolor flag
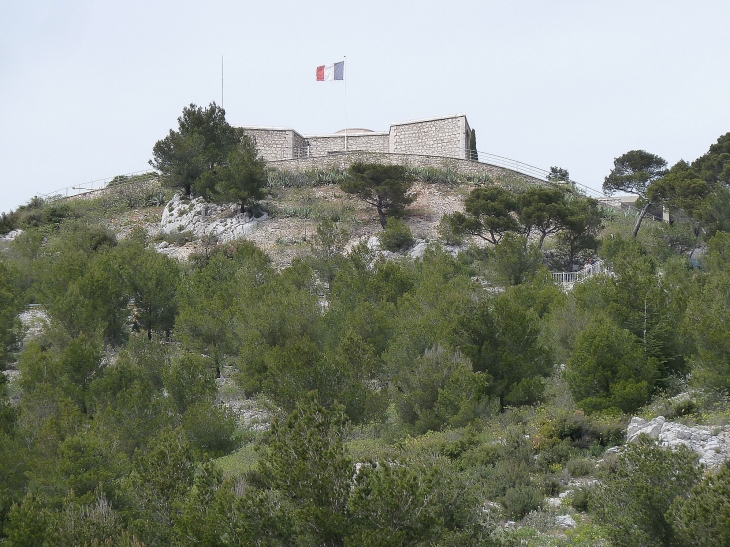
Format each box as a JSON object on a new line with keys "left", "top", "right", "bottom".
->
{"left": 316, "top": 61, "right": 344, "bottom": 81}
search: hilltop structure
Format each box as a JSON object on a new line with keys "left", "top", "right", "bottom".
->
{"left": 241, "top": 114, "right": 474, "bottom": 162}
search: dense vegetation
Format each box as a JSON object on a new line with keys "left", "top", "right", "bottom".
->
{"left": 1, "top": 116, "right": 730, "bottom": 545}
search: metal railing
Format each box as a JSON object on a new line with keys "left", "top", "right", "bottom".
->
{"left": 277, "top": 146, "right": 608, "bottom": 198}
{"left": 36, "top": 169, "right": 155, "bottom": 201}
{"left": 552, "top": 260, "right": 608, "bottom": 285}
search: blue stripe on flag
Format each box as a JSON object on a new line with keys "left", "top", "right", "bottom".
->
{"left": 334, "top": 61, "right": 344, "bottom": 80}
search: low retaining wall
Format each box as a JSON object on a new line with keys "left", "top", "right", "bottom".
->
{"left": 268, "top": 151, "right": 546, "bottom": 185}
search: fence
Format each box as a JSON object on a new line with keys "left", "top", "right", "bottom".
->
{"left": 552, "top": 260, "right": 608, "bottom": 286}
{"left": 36, "top": 169, "right": 154, "bottom": 201}
{"left": 32, "top": 149, "right": 613, "bottom": 207}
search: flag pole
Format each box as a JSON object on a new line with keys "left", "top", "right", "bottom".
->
{"left": 221, "top": 55, "right": 224, "bottom": 108}
{"left": 344, "top": 56, "right": 347, "bottom": 152}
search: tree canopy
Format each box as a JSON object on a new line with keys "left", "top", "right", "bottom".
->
{"left": 603, "top": 150, "right": 668, "bottom": 237}
{"left": 340, "top": 162, "right": 414, "bottom": 228}
{"left": 150, "top": 103, "right": 266, "bottom": 212}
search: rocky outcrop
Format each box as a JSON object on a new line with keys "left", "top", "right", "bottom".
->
{"left": 0, "top": 229, "right": 23, "bottom": 242}
{"left": 627, "top": 416, "right": 730, "bottom": 467}
{"left": 160, "top": 194, "right": 267, "bottom": 244}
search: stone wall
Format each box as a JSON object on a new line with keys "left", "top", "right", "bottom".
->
{"left": 291, "top": 132, "right": 308, "bottom": 159}
{"left": 389, "top": 115, "right": 470, "bottom": 159}
{"left": 305, "top": 132, "right": 389, "bottom": 156}
{"left": 244, "top": 128, "right": 308, "bottom": 161}
{"left": 268, "top": 151, "right": 546, "bottom": 186}
{"left": 241, "top": 114, "right": 472, "bottom": 161}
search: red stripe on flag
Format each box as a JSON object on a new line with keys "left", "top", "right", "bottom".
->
{"left": 316, "top": 65, "right": 324, "bottom": 81}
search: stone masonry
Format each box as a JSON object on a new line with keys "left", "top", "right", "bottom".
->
{"left": 267, "top": 151, "right": 547, "bottom": 186}
{"left": 241, "top": 114, "right": 473, "bottom": 162}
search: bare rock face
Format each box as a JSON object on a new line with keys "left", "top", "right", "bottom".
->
{"left": 0, "top": 229, "right": 23, "bottom": 242}
{"left": 627, "top": 416, "right": 730, "bottom": 467}
{"left": 160, "top": 194, "right": 267, "bottom": 244}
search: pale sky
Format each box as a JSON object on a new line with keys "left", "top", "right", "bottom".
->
{"left": 2, "top": 1, "right": 729, "bottom": 212}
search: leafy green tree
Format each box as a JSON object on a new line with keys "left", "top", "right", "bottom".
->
{"left": 150, "top": 102, "right": 243, "bottom": 197}
{"left": 547, "top": 166, "right": 570, "bottom": 183}
{"left": 163, "top": 353, "right": 216, "bottom": 414}
{"left": 120, "top": 427, "right": 196, "bottom": 546}
{"left": 593, "top": 437, "right": 701, "bottom": 547}
{"left": 258, "top": 397, "right": 352, "bottom": 547}
{"left": 647, "top": 161, "right": 709, "bottom": 219}
{"left": 460, "top": 289, "right": 552, "bottom": 409}
{"left": 556, "top": 195, "right": 603, "bottom": 268}
{"left": 347, "top": 461, "right": 444, "bottom": 547}
{"left": 309, "top": 219, "right": 349, "bottom": 289}
{"left": 87, "top": 348, "right": 170, "bottom": 456}
{"left": 691, "top": 131, "right": 730, "bottom": 184}
{"left": 18, "top": 336, "right": 101, "bottom": 411}
{"left": 379, "top": 217, "right": 414, "bottom": 251}
{"left": 172, "top": 463, "right": 231, "bottom": 547}
{"left": 341, "top": 162, "right": 415, "bottom": 228}
{"left": 125, "top": 246, "right": 179, "bottom": 340}
{"left": 3, "top": 494, "right": 51, "bottom": 547}
{"left": 445, "top": 186, "right": 519, "bottom": 244}
{"left": 51, "top": 495, "right": 125, "bottom": 547}
{"left": 489, "top": 232, "right": 543, "bottom": 286}
{"left": 394, "top": 346, "right": 488, "bottom": 433}
{"left": 518, "top": 186, "right": 569, "bottom": 247}
{"left": 566, "top": 315, "right": 658, "bottom": 413}
{"left": 54, "top": 429, "right": 130, "bottom": 505}
{"left": 671, "top": 464, "right": 730, "bottom": 547}
{"left": 685, "top": 267, "right": 730, "bottom": 393}
{"left": 0, "top": 261, "right": 22, "bottom": 369}
{"left": 587, "top": 236, "right": 692, "bottom": 384}
{"left": 214, "top": 135, "right": 267, "bottom": 213}
{"left": 177, "top": 242, "right": 269, "bottom": 376}
{"left": 33, "top": 223, "right": 128, "bottom": 344}
{"left": 469, "top": 128, "right": 478, "bottom": 161}
{"left": 603, "top": 150, "right": 668, "bottom": 237}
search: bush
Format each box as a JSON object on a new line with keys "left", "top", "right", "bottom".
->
{"left": 566, "top": 457, "right": 595, "bottom": 477}
{"left": 593, "top": 437, "right": 702, "bottom": 547}
{"left": 502, "top": 484, "right": 543, "bottom": 520}
{"left": 379, "top": 218, "right": 414, "bottom": 252}
{"left": 569, "top": 486, "right": 592, "bottom": 511}
{"left": 672, "top": 465, "right": 730, "bottom": 547}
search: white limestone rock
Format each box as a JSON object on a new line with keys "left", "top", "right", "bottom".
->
{"left": 556, "top": 514, "right": 576, "bottom": 528}
{"left": 627, "top": 415, "right": 730, "bottom": 467}
{"left": 0, "top": 229, "right": 23, "bottom": 242}
{"left": 366, "top": 235, "right": 381, "bottom": 250}
{"left": 547, "top": 497, "right": 563, "bottom": 508}
{"left": 627, "top": 416, "right": 665, "bottom": 442}
{"left": 160, "top": 194, "right": 266, "bottom": 244}
{"left": 407, "top": 240, "right": 428, "bottom": 259}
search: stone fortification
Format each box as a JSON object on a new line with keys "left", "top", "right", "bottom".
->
{"left": 389, "top": 116, "right": 471, "bottom": 158}
{"left": 268, "top": 150, "right": 547, "bottom": 186}
{"left": 241, "top": 114, "right": 473, "bottom": 162}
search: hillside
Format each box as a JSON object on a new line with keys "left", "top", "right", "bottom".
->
{"left": 2, "top": 138, "right": 730, "bottom": 545}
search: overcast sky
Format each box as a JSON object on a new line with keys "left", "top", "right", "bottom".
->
{"left": 1, "top": 1, "right": 729, "bottom": 212}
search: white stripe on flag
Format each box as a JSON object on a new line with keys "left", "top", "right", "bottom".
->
{"left": 324, "top": 64, "right": 334, "bottom": 81}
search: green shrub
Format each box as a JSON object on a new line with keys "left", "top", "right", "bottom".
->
{"left": 502, "top": 484, "right": 543, "bottom": 520}
{"left": 569, "top": 486, "right": 592, "bottom": 511}
{"left": 379, "top": 218, "right": 414, "bottom": 252}
{"left": 566, "top": 457, "right": 595, "bottom": 477}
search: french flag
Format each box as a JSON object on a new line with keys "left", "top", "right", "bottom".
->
{"left": 316, "top": 61, "right": 344, "bottom": 81}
